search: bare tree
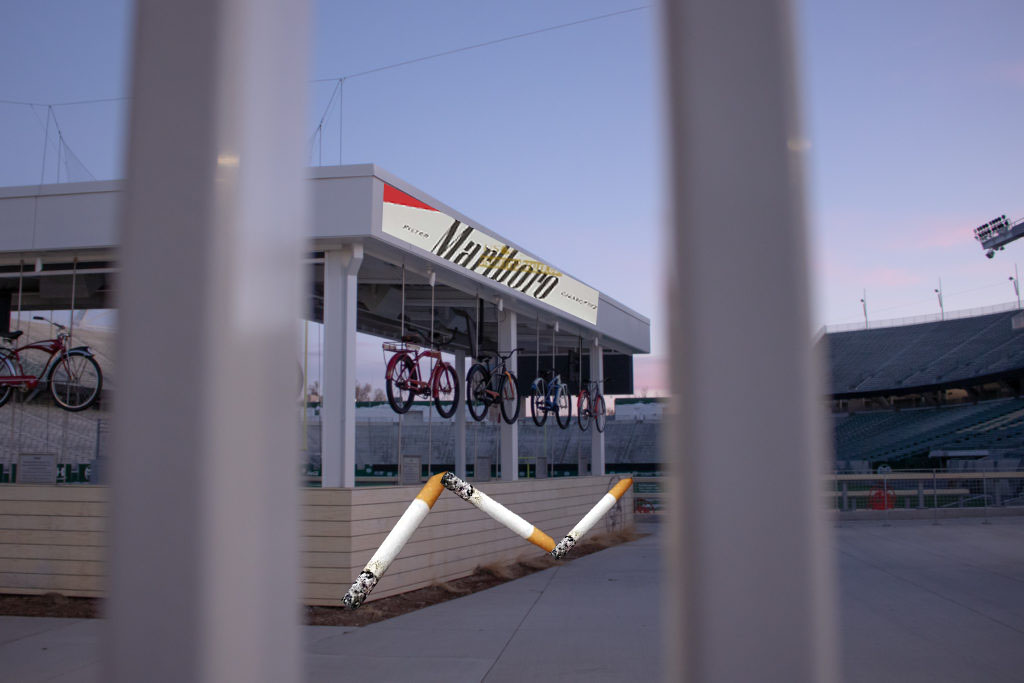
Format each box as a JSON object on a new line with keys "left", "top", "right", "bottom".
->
{"left": 355, "top": 382, "right": 373, "bottom": 402}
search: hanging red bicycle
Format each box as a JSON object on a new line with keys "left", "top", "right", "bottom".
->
{"left": 577, "top": 378, "right": 607, "bottom": 432}
{"left": 384, "top": 331, "right": 459, "bottom": 418}
{"left": 0, "top": 316, "right": 103, "bottom": 412}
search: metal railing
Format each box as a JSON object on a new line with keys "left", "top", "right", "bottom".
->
{"left": 821, "top": 300, "right": 1022, "bottom": 334}
{"left": 829, "top": 470, "right": 1024, "bottom": 524}
{"left": 631, "top": 471, "right": 1024, "bottom": 520}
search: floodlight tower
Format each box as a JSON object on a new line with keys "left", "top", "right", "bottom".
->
{"left": 974, "top": 214, "right": 1024, "bottom": 258}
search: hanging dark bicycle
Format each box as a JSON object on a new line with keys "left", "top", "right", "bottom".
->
{"left": 530, "top": 368, "right": 571, "bottom": 429}
{"left": 383, "top": 329, "right": 459, "bottom": 418}
{"left": 577, "top": 378, "right": 607, "bottom": 432}
{"left": 466, "top": 348, "right": 522, "bottom": 424}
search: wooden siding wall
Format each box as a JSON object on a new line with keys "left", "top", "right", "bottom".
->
{"left": 0, "top": 477, "right": 633, "bottom": 604}
{"left": 0, "top": 485, "right": 107, "bottom": 597}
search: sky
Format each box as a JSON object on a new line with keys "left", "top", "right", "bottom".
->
{"left": 1, "top": 0, "right": 1023, "bottom": 394}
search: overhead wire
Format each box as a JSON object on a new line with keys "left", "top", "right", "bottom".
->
{"left": 3, "top": 5, "right": 651, "bottom": 109}
{"left": 4, "top": 6, "right": 651, "bottom": 174}
{"left": 309, "top": 5, "right": 650, "bottom": 84}
{"left": 306, "top": 5, "right": 651, "bottom": 160}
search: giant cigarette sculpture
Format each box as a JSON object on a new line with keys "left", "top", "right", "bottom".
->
{"left": 342, "top": 472, "right": 632, "bottom": 609}
{"left": 440, "top": 472, "right": 556, "bottom": 552}
{"left": 550, "top": 478, "right": 633, "bottom": 559}
{"left": 342, "top": 473, "right": 446, "bottom": 609}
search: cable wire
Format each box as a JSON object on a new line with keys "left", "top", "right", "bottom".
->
{"left": 310, "top": 5, "right": 649, "bottom": 84}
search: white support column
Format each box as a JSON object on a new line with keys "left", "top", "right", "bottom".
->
{"left": 107, "top": 0, "right": 308, "bottom": 681}
{"left": 590, "top": 339, "right": 605, "bottom": 475}
{"left": 454, "top": 348, "right": 467, "bottom": 478}
{"left": 322, "top": 243, "right": 362, "bottom": 488}
{"left": 662, "top": 2, "right": 839, "bottom": 682}
{"left": 498, "top": 308, "right": 518, "bottom": 480}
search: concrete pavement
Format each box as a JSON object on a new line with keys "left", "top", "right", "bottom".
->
{"left": 0, "top": 530, "right": 661, "bottom": 682}
{"left": 837, "top": 517, "right": 1024, "bottom": 683}
{"left": 3, "top": 518, "right": 1024, "bottom": 681}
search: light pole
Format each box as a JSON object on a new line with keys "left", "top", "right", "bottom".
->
{"left": 1012, "top": 264, "right": 1021, "bottom": 310}
{"left": 934, "top": 278, "right": 945, "bottom": 320}
{"left": 860, "top": 289, "right": 868, "bottom": 329}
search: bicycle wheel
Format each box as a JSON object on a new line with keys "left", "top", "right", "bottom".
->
{"left": 49, "top": 351, "right": 102, "bottom": 411}
{"left": 594, "top": 394, "right": 607, "bottom": 433}
{"left": 530, "top": 382, "right": 547, "bottom": 427}
{"left": 555, "top": 384, "right": 571, "bottom": 429}
{"left": 0, "top": 355, "right": 15, "bottom": 408}
{"left": 465, "top": 364, "right": 490, "bottom": 422}
{"left": 385, "top": 354, "right": 416, "bottom": 414}
{"left": 577, "top": 390, "right": 591, "bottom": 431}
{"left": 499, "top": 371, "right": 521, "bottom": 424}
{"left": 432, "top": 362, "right": 459, "bottom": 418}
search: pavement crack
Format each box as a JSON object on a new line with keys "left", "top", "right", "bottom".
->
{"left": 480, "top": 565, "right": 562, "bottom": 682}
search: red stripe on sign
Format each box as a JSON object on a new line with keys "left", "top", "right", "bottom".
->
{"left": 383, "top": 184, "right": 437, "bottom": 212}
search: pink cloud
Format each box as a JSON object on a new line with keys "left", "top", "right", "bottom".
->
{"left": 866, "top": 266, "right": 923, "bottom": 287}
{"left": 990, "top": 61, "right": 1024, "bottom": 87}
{"left": 815, "top": 208, "right": 981, "bottom": 253}
{"left": 630, "top": 354, "right": 669, "bottom": 396}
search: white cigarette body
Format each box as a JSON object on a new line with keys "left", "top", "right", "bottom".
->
{"left": 342, "top": 473, "right": 445, "bottom": 609}
{"left": 551, "top": 478, "right": 633, "bottom": 559}
{"left": 441, "top": 472, "right": 556, "bottom": 552}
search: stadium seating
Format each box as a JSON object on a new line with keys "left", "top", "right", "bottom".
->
{"left": 826, "top": 310, "right": 1024, "bottom": 396}
{"left": 303, "top": 417, "right": 660, "bottom": 471}
{"left": 834, "top": 398, "right": 1024, "bottom": 463}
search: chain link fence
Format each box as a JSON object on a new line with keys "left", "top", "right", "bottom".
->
{"left": 0, "top": 400, "right": 105, "bottom": 483}
{"left": 830, "top": 470, "right": 1024, "bottom": 517}
{"left": 300, "top": 414, "right": 661, "bottom": 483}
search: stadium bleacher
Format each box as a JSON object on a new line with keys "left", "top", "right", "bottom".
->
{"left": 825, "top": 307, "right": 1024, "bottom": 465}
{"left": 303, "top": 417, "right": 661, "bottom": 474}
{"left": 825, "top": 309, "right": 1024, "bottom": 396}
{"left": 834, "top": 398, "right": 1024, "bottom": 464}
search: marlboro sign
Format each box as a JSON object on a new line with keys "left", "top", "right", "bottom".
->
{"left": 382, "top": 184, "right": 599, "bottom": 324}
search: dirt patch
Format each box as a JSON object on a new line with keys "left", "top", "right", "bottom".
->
{"left": 0, "top": 527, "right": 643, "bottom": 626}
{"left": 0, "top": 592, "right": 100, "bottom": 619}
{"left": 306, "top": 527, "right": 642, "bottom": 626}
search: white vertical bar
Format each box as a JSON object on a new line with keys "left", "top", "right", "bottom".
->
{"left": 322, "top": 243, "right": 362, "bottom": 488}
{"left": 498, "top": 309, "right": 518, "bottom": 480}
{"left": 454, "top": 348, "right": 467, "bottom": 478}
{"left": 107, "top": 0, "right": 308, "bottom": 681}
{"left": 590, "top": 339, "right": 605, "bottom": 475}
{"left": 661, "top": 1, "right": 839, "bottom": 682}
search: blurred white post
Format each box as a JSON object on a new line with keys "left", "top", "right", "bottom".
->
{"left": 454, "top": 348, "right": 467, "bottom": 478}
{"left": 498, "top": 308, "right": 518, "bottom": 480}
{"left": 107, "top": 0, "right": 308, "bottom": 681}
{"left": 661, "top": 1, "right": 839, "bottom": 682}
{"left": 590, "top": 338, "right": 605, "bottom": 475}
{"left": 322, "top": 243, "right": 362, "bottom": 488}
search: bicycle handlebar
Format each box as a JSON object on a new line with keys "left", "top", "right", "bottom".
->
{"left": 33, "top": 315, "right": 66, "bottom": 331}
{"left": 401, "top": 323, "right": 454, "bottom": 349}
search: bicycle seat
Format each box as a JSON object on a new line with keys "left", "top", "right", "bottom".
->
{"left": 0, "top": 330, "right": 23, "bottom": 341}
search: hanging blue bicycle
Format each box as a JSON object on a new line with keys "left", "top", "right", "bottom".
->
{"left": 530, "top": 369, "right": 571, "bottom": 429}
